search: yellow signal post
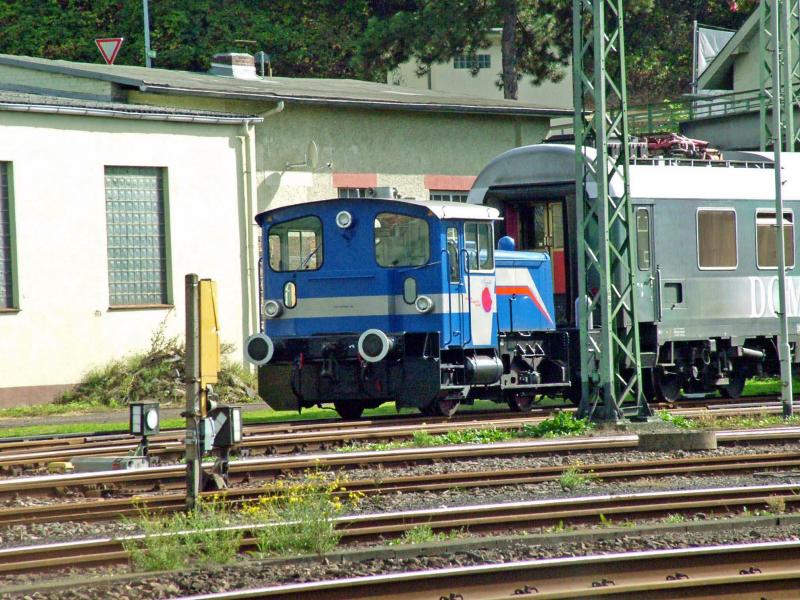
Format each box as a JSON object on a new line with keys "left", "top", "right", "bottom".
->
{"left": 198, "top": 279, "right": 221, "bottom": 417}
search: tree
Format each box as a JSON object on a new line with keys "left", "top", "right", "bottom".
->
{"left": 355, "top": 0, "right": 575, "bottom": 100}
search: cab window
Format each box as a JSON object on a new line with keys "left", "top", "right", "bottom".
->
{"left": 446, "top": 226, "right": 460, "bottom": 282}
{"left": 374, "top": 212, "right": 430, "bottom": 267}
{"left": 465, "top": 221, "right": 494, "bottom": 271}
{"left": 268, "top": 216, "right": 323, "bottom": 271}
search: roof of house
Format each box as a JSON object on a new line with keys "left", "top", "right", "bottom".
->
{"left": 0, "top": 54, "right": 571, "bottom": 118}
{"left": 697, "top": 9, "right": 759, "bottom": 91}
{"left": 0, "top": 89, "right": 261, "bottom": 123}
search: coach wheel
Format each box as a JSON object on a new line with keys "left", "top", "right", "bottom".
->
{"left": 654, "top": 369, "right": 682, "bottom": 403}
{"left": 718, "top": 371, "right": 746, "bottom": 399}
{"left": 506, "top": 392, "right": 536, "bottom": 413}
{"left": 333, "top": 399, "right": 364, "bottom": 420}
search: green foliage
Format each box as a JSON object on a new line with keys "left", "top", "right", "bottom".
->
{"left": 243, "top": 471, "right": 360, "bottom": 556}
{"left": 123, "top": 496, "right": 244, "bottom": 571}
{"left": 657, "top": 410, "right": 695, "bottom": 429}
{"left": 558, "top": 465, "right": 594, "bottom": 490}
{"left": 389, "top": 524, "right": 462, "bottom": 545}
{"left": 0, "top": 1, "right": 757, "bottom": 102}
{"left": 519, "top": 411, "right": 593, "bottom": 438}
{"left": 53, "top": 322, "right": 255, "bottom": 409}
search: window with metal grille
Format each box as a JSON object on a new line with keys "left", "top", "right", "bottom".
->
{"left": 0, "top": 163, "right": 13, "bottom": 308}
{"left": 338, "top": 187, "right": 372, "bottom": 198}
{"left": 756, "top": 209, "right": 795, "bottom": 269}
{"left": 430, "top": 190, "right": 468, "bottom": 203}
{"left": 454, "top": 54, "right": 491, "bottom": 69}
{"left": 697, "top": 208, "right": 737, "bottom": 270}
{"left": 105, "top": 166, "right": 169, "bottom": 306}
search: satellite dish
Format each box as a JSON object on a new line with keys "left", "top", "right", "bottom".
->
{"left": 307, "top": 140, "right": 319, "bottom": 170}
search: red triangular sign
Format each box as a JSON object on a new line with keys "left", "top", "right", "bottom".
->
{"left": 95, "top": 38, "right": 124, "bottom": 65}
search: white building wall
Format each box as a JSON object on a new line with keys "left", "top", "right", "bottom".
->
{"left": 0, "top": 111, "right": 246, "bottom": 402}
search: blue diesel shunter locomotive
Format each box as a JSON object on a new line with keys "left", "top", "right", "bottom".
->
{"left": 245, "top": 196, "right": 571, "bottom": 418}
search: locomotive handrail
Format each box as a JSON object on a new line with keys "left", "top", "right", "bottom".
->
{"left": 655, "top": 266, "right": 663, "bottom": 323}
{"left": 441, "top": 248, "right": 455, "bottom": 346}
{"left": 460, "top": 248, "right": 473, "bottom": 345}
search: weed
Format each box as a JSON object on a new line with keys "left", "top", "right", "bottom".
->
{"left": 389, "top": 524, "right": 462, "bottom": 545}
{"left": 123, "top": 496, "right": 244, "bottom": 571}
{"left": 558, "top": 466, "right": 594, "bottom": 491}
{"left": 519, "top": 411, "right": 593, "bottom": 439}
{"left": 662, "top": 513, "right": 687, "bottom": 524}
{"left": 766, "top": 496, "right": 787, "bottom": 515}
{"left": 543, "top": 520, "right": 573, "bottom": 534}
{"left": 657, "top": 411, "right": 695, "bottom": 429}
{"left": 243, "top": 470, "right": 363, "bottom": 556}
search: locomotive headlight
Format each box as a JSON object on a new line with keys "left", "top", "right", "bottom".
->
{"left": 263, "top": 300, "right": 282, "bottom": 318}
{"left": 415, "top": 295, "right": 434, "bottom": 314}
{"left": 335, "top": 210, "right": 353, "bottom": 229}
{"left": 245, "top": 333, "right": 274, "bottom": 365}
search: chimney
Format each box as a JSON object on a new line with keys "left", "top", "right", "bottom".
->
{"left": 209, "top": 53, "right": 258, "bottom": 79}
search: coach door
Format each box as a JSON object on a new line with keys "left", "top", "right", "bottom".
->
{"left": 633, "top": 206, "right": 657, "bottom": 322}
{"left": 519, "top": 201, "right": 567, "bottom": 323}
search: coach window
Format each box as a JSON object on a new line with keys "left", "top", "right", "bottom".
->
{"left": 374, "top": 212, "right": 430, "bottom": 267}
{"left": 465, "top": 222, "right": 494, "bottom": 271}
{"left": 636, "top": 208, "right": 651, "bottom": 271}
{"left": 697, "top": 209, "right": 737, "bottom": 270}
{"left": 756, "top": 209, "right": 795, "bottom": 269}
{"left": 268, "top": 216, "right": 323, "bottom": 271}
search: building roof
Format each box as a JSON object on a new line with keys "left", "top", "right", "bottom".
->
{"left": 0, "top": 89, "right": 261, "bottom": 123}
{"left": 0, "top": 54, "right": 571, "bottom": 118}
{"left": 697, "top": 9, "right": 759, "bottom": 91}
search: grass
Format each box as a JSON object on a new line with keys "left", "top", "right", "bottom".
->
{"left": 558, "top": 465, "right": 595, "bottom": 491}
{"left": 389, "top": 524, "right": 463, "bottom": 546}
{"left": 658, "top": 409, "right": 800, "bottom": 432}
{"left": 242, "top": 470, "right": 362, "bottom": 557}
{"left": 518, "top": 410, "right": 593, "bottom": 438}
{"left": 123, "top": 495, "right": 244, "bottom": 571}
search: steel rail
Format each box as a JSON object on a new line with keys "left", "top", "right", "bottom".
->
{"left": 1, "top": 395, "right": 793, "bottom": 470}
{"left": 3, "top": 427, "right": 800, "bottom": 503}
{"left": 3, "top": 449, "right": 800, "bottom": 526}
{"left": 3, "top": 485, "right": 800, "bottom": 577}
{"left": 176, "top": 540, "right": 800, "bottom": 599}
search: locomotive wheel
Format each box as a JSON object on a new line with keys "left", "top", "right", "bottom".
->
{"left": 653, "top": 369, "right": 682, "bottom": 403}
{"left": 333, "top": 399, "right": 364, "bottom": 420}
{"left": 421, "top": 398, "right": 461, "bottom": 418}
{"left": 719, "top": 371, "right": 746, "bottom": 399}
{"left": 506, "top": 392, "right": 536, "bottom": 413}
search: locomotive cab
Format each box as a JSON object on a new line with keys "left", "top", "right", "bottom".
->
{"left": 246, "top": 196, "right": 572, "bottom": 419}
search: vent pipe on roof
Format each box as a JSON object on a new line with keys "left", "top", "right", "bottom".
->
{"left": 209, "top": 53, "right": 258, "bottom": 79}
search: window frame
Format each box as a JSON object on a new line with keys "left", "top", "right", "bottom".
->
{"left": 635, "top": 206, "right": 652, "bottom": 272}
{"left": 453, "top": 53, "right": 491, "bottom": 69}
{"left": 430, "top": 190, "right": 469, "bottom": 203}
{"left": 0, "top": 162, "right": 19, "bottom": 312}
{"left": 373, "top": 211, "right": 431, "bottom": 268}
{"left": 267, "top": 214, "right": 324, "bottom": 273}
{"left": 464, "top": 221, "right": 495, "bottom": 273}
{"left": 696, "top": 207, "right": 738, "bottom": 271}
{"left": 105, "top": 165, "right": 173, "bottom": 309}
{"left": 755, "top": 208, "right": 795, "bottom": 270}
{"left": 338, "top": 187, "right": 372, "bottom": 198}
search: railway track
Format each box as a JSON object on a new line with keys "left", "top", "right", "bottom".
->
{"left": 177, "top": 540, "right": 800, "bottom": 599}
{"left": 3, "top": 441, "right": 800, "bottom": 525}
{"left": 1, "top": 397, "right": 798, "bottom": 474}
{"left": 3, "top": 483, "right": 800, "bottom": 577}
